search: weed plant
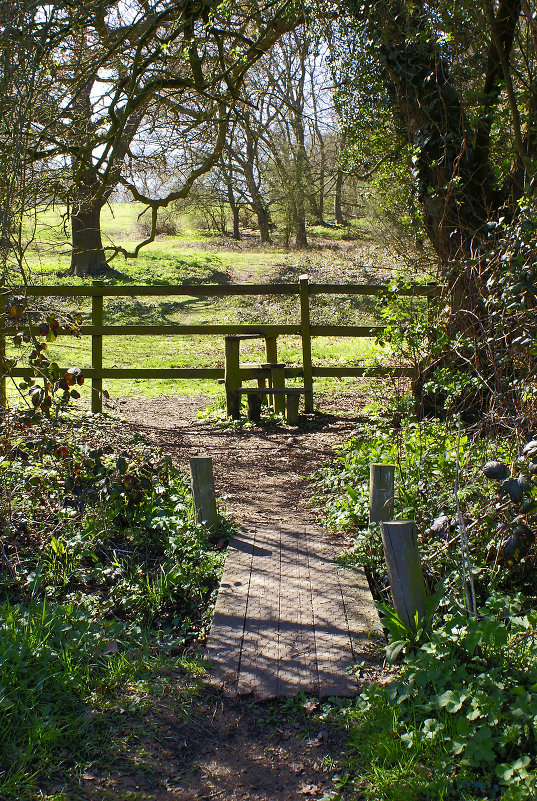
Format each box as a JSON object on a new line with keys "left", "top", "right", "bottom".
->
{"left": 0, "top": 408, "right": 225, "bottom": 798}
{"left": 314, "top": 412, "right": 537, "bottom": 800}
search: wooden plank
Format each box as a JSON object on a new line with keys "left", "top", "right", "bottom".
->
{"left": 206, "top": 530, "right": 256, "bottom": 691}
{"left": 299, "top": 275, "right": 314, "bottom": 413}
{"left": 309, "top": 282, "right": 438, "bottom": 297}
{"left": 5, "top": 364, "right": 416, "bottom": 380}
{"left": 10, "top": 282, "right": 437, "bottom": 298}
{"left": 10, "top": 284, "right": 301, "bottom": 298}
{"left": 238, "top": 387, "right": 305, "bottom": 395}
{"left": 21, "top": 322, "right": 379, "bottom": 338}
{"left": 78, "top": 324, "right": 301, "bottom": 336}
{"left": 91, "top": 282, "right": 104, "bottom": 413}
{"left": 312, "top": 366, "right": 416, "bottom": 378}
{"left": 7, "top": 367, "right": 225, "bottom": 379}
{"left": 310, "top": 325, "right": 384, "bottom": 337}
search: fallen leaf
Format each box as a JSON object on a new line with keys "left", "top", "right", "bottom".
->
{"left": 297, "top": 783, "right": 321, "bottom": 796}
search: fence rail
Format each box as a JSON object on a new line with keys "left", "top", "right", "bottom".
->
{"left": 1, "top": 276, "right": 437, "bottom": 414}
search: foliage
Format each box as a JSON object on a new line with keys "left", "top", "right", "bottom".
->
{"left": 324, "top": 593, "right": 537, "bottom": 801}
{"left": 310, "top": 416, "right": 536, "bottom": 601}
{"left": 0, "top": 409, "right": 225, "bottom": 796}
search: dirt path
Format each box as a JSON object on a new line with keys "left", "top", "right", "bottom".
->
{"left": 90, "top": 393, "right": 385, "bottom": 801}
{"left": 115, "top": 393, "right": 362, "bottom": 528}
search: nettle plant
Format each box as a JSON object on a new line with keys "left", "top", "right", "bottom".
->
{"left": 5, "top": 294, "right": 86, "bottom": 416}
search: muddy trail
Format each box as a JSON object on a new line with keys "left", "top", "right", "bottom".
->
{"left": 85, "top": 392, "right": 385, "bottom": 801}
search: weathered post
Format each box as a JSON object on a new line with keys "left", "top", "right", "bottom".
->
{"left": 190, "top": 456, "right": 218, "bottom": 533}
{"left": 269, "top": 362, "right": 286, "bottom": 415}
{"left": 299, "top": 275, "right": 313, "bottom": 413}
{"left": 265, "top": 336, "right": 278, "bottom": 365}
{"left": 247, "top": 392, "right": 262, "bottom": 423}
{"left": 369, "top": 463, "right": 395, "bottom": 523}
{"left": 285, "top": 393, "right": 300, "bottom": 425}
{"left": 91, "top": 281, "right": 104, "bottom": 413}
{"left": 224, "top": 335, "right": 241, "bottom": 419}
{"left": 265, "top": 336, "right": 278, "bottom": 407}
{"left": 0, "top": 290, "right": 6, "bottom": 409}
{"left": 380, "top": 520, "right": 427, "bottom": 632}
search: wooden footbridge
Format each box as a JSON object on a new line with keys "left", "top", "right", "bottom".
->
{"left": 206, "top": 520, "right": 381, "bottom": 699}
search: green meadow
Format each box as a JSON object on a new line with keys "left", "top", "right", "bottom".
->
{"left": 7, "top": 203, "right": 405, "bottom": 405}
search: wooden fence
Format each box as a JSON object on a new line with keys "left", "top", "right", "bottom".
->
{"left": 0, "top": 275, "right": 437, "bottom": 414}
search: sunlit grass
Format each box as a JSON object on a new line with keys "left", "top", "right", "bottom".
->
{"left": 7, "top": 202, "right": 400, "bottom": 405}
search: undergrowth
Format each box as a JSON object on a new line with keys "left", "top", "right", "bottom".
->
{"left": 313, "top": 414, "right": 537, "bottom": 800}
{"left": 0, "top": 408, "right": 226, "bottom": 799}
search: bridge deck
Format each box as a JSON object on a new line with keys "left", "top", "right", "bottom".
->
{"left": 206, "top": 522, "right": 381, "bottom": 699}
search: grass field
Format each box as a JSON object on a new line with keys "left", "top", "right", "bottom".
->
{"left": 7, "top": 204, "right": 419, "bottom": 406}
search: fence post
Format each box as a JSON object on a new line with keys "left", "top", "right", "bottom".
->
{"left": 224, "top": 335, "right": 241, "bottom": 419}
{"left": 190, "top": 456, "right": 218, "bottom": 532}
{"left": 0, "top": 290, "right": 6, "bottom": 409}
{"left": 299, "top": 274, "right": 313, "bottom": 413}
{"left": 265, "top": 336, "right": 278, "bottom": 407}
{"left": 91, "top": 281, "right": 104, "bottom": 413}
{"left": 270, "top": 362, "right": 286, "bottom": 415}
{"left": 369, "top": 463, "right": 395, "bottom": 523}
{"left": 380, "top": 520, "right": 427, "bottom": 632}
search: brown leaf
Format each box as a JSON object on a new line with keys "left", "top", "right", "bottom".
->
{"left": 297, "top": 783, "right": 321, "bottom": 796}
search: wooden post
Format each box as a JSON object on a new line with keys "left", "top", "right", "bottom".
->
{"left": 247, "top": 392, "right": 262, "bottom": 422}
{"left": 0, "top": 290, "right": 6, "bottom": 409}
{"left": 265, "top": 336, "right": 278, "bottom": 364}
{"left": 380, "top": 521, "right": 427, "bottom": 632}
{"left": 224, "top": 335, "right": 241, "bottom": 419}
{"left": 369, "top": 463, "right": 395, "bottom": 523}
{"left": 285, "top": 393, "right": 300, "bottom": 425}
{"left": 265, "top": 336, "right": 277, "bottom": 407}
{"left": 299, "top": 274, "right": 313, "bottom": 413}
{"left": 270, "top": 362, "right": 286, "bottom": 415}
{"left": 91, "top": 281, "right": 104, "bottom": 413}
{"left": 190, "top": 456, "right": 218, "bottom": 533}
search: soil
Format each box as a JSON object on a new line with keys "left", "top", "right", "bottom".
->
{"left": 81, "top": 391, "right": 387, "bottom": 801}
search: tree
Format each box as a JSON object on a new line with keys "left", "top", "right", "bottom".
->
{"left": 336, "top": 0, "right": 535, "bottom": 268}
{"left": 332, "top": 0, "right": 537, "bottom": 416}
{"left": 16, "top": 0, "right": 302, "bottom": 275}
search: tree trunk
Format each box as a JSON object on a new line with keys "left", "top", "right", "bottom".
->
{"left": 253, "top": 203, "right": 269, "bottom": 243}
{"left": 294, "top": 146, "right": 308, "bottom": 248}
{"left": 334, "top": 168, "right": 346, "bottom": 225}
{"left": 231, "top": 204, "right": 241, "bottom": 240}
{"left": 226, "top": 183, "right": 241, "bottom": 240}
{"left": 294, "top": 198, "right": 308, "bottom": 248}
{"left": 69, "top": 200, "right": 108, "bottom": 276}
